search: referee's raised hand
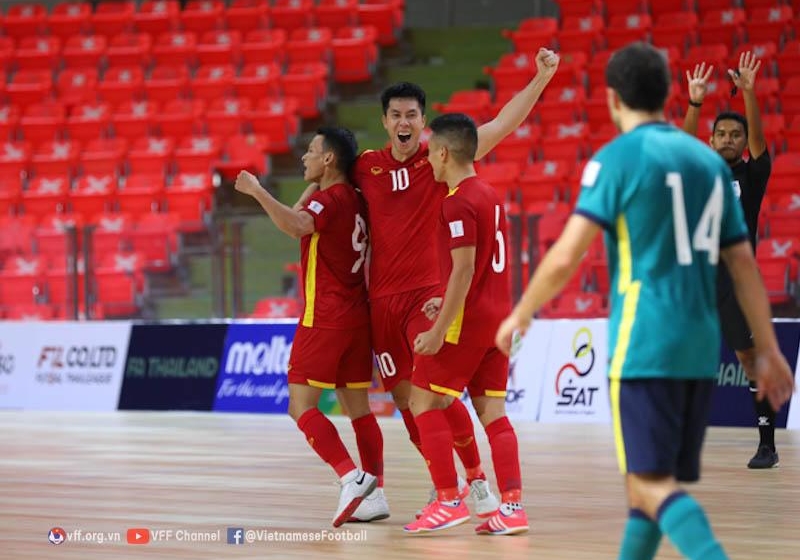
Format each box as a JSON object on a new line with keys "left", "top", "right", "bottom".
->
{"left": 729, "top": 51, "right": 761, "bottom": 93}
{"left": 685, "top": 62, "right": 714, "bottom": 105}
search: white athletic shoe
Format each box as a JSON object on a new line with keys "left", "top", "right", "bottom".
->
{"left": 469, "top": 478, "right": 500, "bottom": 519}
{"left": 415, "top": 476, "right": 469, "bottom": 518}
{"left": 332, "top": 469, "right": 377, "bottom": 528}
{"left": 347, "top": 487, "right": 390, "bottom": 522}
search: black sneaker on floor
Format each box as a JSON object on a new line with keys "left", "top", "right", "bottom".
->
{"left": 747, "top": 445, "right": 779, "bottom": 469}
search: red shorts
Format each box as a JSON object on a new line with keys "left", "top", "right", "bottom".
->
{"left": 370, "top": 285, "right": 441, "bottom": 391}
{"left": 287, "top": 324, "right": 372, "bottom": 389}
{"left": 412, "top": 343, "right": 509, "bottom": 398}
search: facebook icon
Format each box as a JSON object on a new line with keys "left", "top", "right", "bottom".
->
{"left": 227, "top": 527, "right": 244, "bottom": 545}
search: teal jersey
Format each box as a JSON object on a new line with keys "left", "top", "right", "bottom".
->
{"left": 575, "top": 122, "right": 748, "bottom": 380}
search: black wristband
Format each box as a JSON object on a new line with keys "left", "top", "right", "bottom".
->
{"left": 688, "top": 100, "right": 702, "bottom": 108}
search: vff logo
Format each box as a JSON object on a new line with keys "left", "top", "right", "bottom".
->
{"left": 555, "top": 327, "right": 599, "bottom": 407}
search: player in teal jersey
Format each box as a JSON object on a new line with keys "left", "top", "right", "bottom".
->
{"left": 496, "top": 42, "right": 794, "bottom": 560}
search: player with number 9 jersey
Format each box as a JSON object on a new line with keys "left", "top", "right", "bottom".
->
{"left": 298, "top": 185, "right": 370, "bottom": 330}
{"left": 574, "top": 122, "right": 748, "bottom": 381}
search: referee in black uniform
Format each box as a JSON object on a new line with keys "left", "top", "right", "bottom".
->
{"left": 683, "top": 52, "right": 778, "bottom": 469}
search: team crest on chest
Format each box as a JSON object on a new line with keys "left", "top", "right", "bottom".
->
{"left": 371, "top": 166, "right": 383, "bottom": 175}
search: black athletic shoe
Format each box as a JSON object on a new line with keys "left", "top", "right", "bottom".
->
{"left": 747, "top": 445, "right": 779, "bottom": 469}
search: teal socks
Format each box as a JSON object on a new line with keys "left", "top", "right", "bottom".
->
{"left": 657, "top": 492, "right": 729, "bottom": 560}
{"left": 618, "top": 508, "right": 662, "bottom": 560}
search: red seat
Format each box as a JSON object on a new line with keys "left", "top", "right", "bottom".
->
{"left": 757, "top": 259, "right": 795, "bottom": 305}
{"left": 144, "top": 66, "right": 189, "bottom": 104}
{"left": 30, "top": 141, "right": 81, "bottom": 178}
{"left": 23, "top": 176, "right": 70, "bottom": 218}
{"left": 217, "top": 134, "right": 270, "bottom": 179}
{"left": 155, "top": 99, "right": 204, "bottom": 138}
{"left": 241, "top": 29, "right": 287, "bottom": 66}
{"left": 287, "top": 27, "right": 333, "bottom": 66}
{"left": 652, "top": 11, "right": 697, "bottom": 52}
{"left": 90, "top": 1, "right": 135, "bottom": 39}
{"left": 174, "top": 136, "right": 222, "bottom": 174}
{"left": 485, "top": 53, "right": 538, "bottom": 101}
{"left": 536, "top": 86, "right": 585, "bottom": 127}
{"left": 234, "top": 63, "right": 283, "bottom": 104}
{"left": 4, "top": 304, "right": 56, "bottom": 320}
{"left": 47, "top": 2, "right": 92, "bottom": 40}
{"left": 134, "top": 0, "right": 180, "bottom": 35}
{"left": 357, "top": 1, "right": 403, "bottom": 46}
{"left": 0, "top": 175, "right": 23, "bottom": 216}
{"left": 106, "top": 33, "right": 152, "bottom": 68}
{"left": 14, "top": 36, "right": 61, "bottom": 71}
{"left": 111, "top": 101, "right": 159, "bottom": 139}
{"left": 0, "top": 141, "right": 31, "bottom": 183}
{"left": 93, "top": 268, "right": 140, "bottom": 317}
{"left": 605, "top": 0, "right": 649, "bottom": 17}
{"left": 69, "top": 175, "right": 117, "bottom": 219}
{"left": 191, "top": 65, "right": 236, "bottom": 103}
{"left": 98, "top": 67, "right": 145, "bottom": 106}
{"left": 777, "top": 41, "right": 800, "bottom": 87}
{"left": 0, "top": 254, "right": 46, "bottom": 307}
{"left": 774, "top": 193, "right": 800, "bottom": 212}
{"left": 247, "top": 97, "right": 300, "bottom": 154}
{"left": 206, "top": 98, "right": 251, "bottom": 137}
{"left": 555, "top": 0, "right": 601, "bottom": 18}
{"left": 541, "top": 123, "right": 588, "bottom": 161}
{"left": 152, "top": 31, "right": 197, "bottom": 68}
{"left": 684, "top": 44, "right": 730, "bottom": 79}
{"left": 746, "top": 6, "right": 793, "bottom": 45}
{"left": 166, "top": 172, "right": 215, "bottom": 228}
{"left": 0, "top": 215, "right": 36, "bottom": 254}
{"left": 67, "top": 103, "right": 111, "bottom": 142}
{"left": 518, "top": 160, "right": 570, "bottom": 205}
{"left": 3, "top": 3, "right": 47, "bottom": 41}
{"left": 90, "top": 213, "right": 135, "bottom": 255}
{"left": 130, "top": 212, "right": 180, "bottom": 271}
{"left": 780, "top": 77, "right": 800, "bottom": 120}
{"left": 557, "top": 16, "right": 604, "bottom": 53}
{"left": 62, "top": 34, "right": 107, "bottom": 68}
{"left": 331, "top": 28, "right": 379, "bottom": 84}
{"left": 128, "top": 137, "right": 175, "bottom": 175}
{"left": 280, "top": 63, "right": 328, "bottom": 119}
{"left": 197, "top": 30, "right": 242, "bottom": 67}
{"left": 6, "top": 70, "right": 52, "bottom": 110}
{"left": 0, "top": 37, "right": 14, "bottom": 75}
{"left": 80, "top": 137, "right": 127, "bottom": 176}
{"left": 56, "top": 68, "right": 99, "bottom": 109}
{"left": 433, "top": 88, "right": 492, "bottom": 125}
{"left": 314, "top": 0, "right": 358, "bottom": 29}
{"left": 224, "top": 0, "right": 269, "bottom": 34}
{"left": 117, "top": 174, "right": 166, "bottom": 216}
{"left": 766, "top": 209, "right": 800, "bottom": 239}
{"left": 489, "top": 123, "right": 540, "bottom": 167}
{"left": 0, "top": 105, "right": 20, "bottom": 143}
{"left": 181, "top": 0, "right": 224, "bottom": 34}
{"left": 475, "top": 161, "right": 520, "bottom": 202}
{"left": 20, "top": 102, "right": 66, "bottom": 145}
{"left": 270, "top": 0, "right": 314, "bottom": 32}
{"left": 502, "top": 17, "right": 558, "bottom": 52}
{"left": 698, "top": 9, "right": 745, "bottom": 48}
{"left": 605, "top": 14, "right": 652, "bottom": 50}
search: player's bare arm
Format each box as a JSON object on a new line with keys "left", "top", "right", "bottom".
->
{"left": 474, "top": 48, "right": 560, "bottom": 160}
{"left": 413, "top": 246, "right": 475, "bottom": 356}
{"left": 496, "top": 215, "right": 600, "bottom": 355}
{"left": 234, "top": 170, "right": 315, "bottom": 239}
{"left": 721, "top": 241, "right": 795, "bottom": 410}
{"left": 682, "top": 62, "right": 714, "bottom": 136}
{"left": 729, "top": 51, "right": 767, "bottom": 159}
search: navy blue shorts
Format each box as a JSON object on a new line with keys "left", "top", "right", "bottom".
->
{"left": 609, "top": 377, "right": 714, "bottom": 482}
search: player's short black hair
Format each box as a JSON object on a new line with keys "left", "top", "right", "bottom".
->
{"left": 381, "top": 82, "right": 426, "bottom": 115}
{"left": 605, "top": 42, "right": 670, "bottom": 112}
{"left": 713, "top": 111, "right": 749, "bottom": 138}
{"left": 429, "top": 113, "right": 478, "bottom": 164}
{"left": 317, "top": 127, "right": 358, "bottom": 174}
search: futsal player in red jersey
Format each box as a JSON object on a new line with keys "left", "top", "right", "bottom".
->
{"left": 349, "top": 48, "right": 559, "bottom": 517}
{"left": 235, "top": 127, "right": 386, "bottom": 527}
{"left": 403, "top": 113, "right": 527, "bottom": 535}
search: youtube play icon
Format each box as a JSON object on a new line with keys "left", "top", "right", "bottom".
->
{"left": 127, "top": 528, "right": 150, "bottom": 544}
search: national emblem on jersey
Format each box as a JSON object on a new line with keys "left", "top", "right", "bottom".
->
{"left": 308, "top": 200, "right": 325, "bottom": 215}
{"left": 449, "top": 220, "right": 465, "bottom": 238}
{"left": 581, "top": 160, "right": 602, "bottom": 187}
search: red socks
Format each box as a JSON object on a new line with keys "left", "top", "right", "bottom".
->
{"left": 296, "top": 408, "right": 355, "bottom": 478}
{"left": 443, "top": 399, "right": 485, "bottom": 482}
{"left": 351, "top": 413, "right": 384, "bottom": 487}
{"left": 400, "top": 408, "right": 423, "bottom": 455}
{"left": 485, "top": 416, "right": 522, "bottom": 499}
{"left": 415, "top": 409, "right": 460, "bottom": 501}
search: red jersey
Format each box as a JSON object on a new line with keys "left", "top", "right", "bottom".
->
{"left": 298, "top": 183, "right": 369, "bottom": 329}
{"left": 438, "top": 176, "right": 511, "bottom": 346}
{"left": 352, "top": 144, "right": 447, "bottom": 299}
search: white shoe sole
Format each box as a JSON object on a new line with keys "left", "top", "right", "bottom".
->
{"left": 332, "top": 477, "right": 378, "bottom": 528}
{"left": 403, "top": 515, "right": 470, "bottom": 534}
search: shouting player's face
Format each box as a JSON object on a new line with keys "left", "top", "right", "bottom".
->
{"left": 382, "top": 98, "right": 426, "bottom": 161}
{"left": 710, "top": 120, "right": 747, "bottom": 164}
{"left": 301, "top": 135, "right": 329, "bottom": 183}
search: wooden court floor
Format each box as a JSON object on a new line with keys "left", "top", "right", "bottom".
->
{"left": 0, "top": 411, "right": 797, "bottom": 559}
